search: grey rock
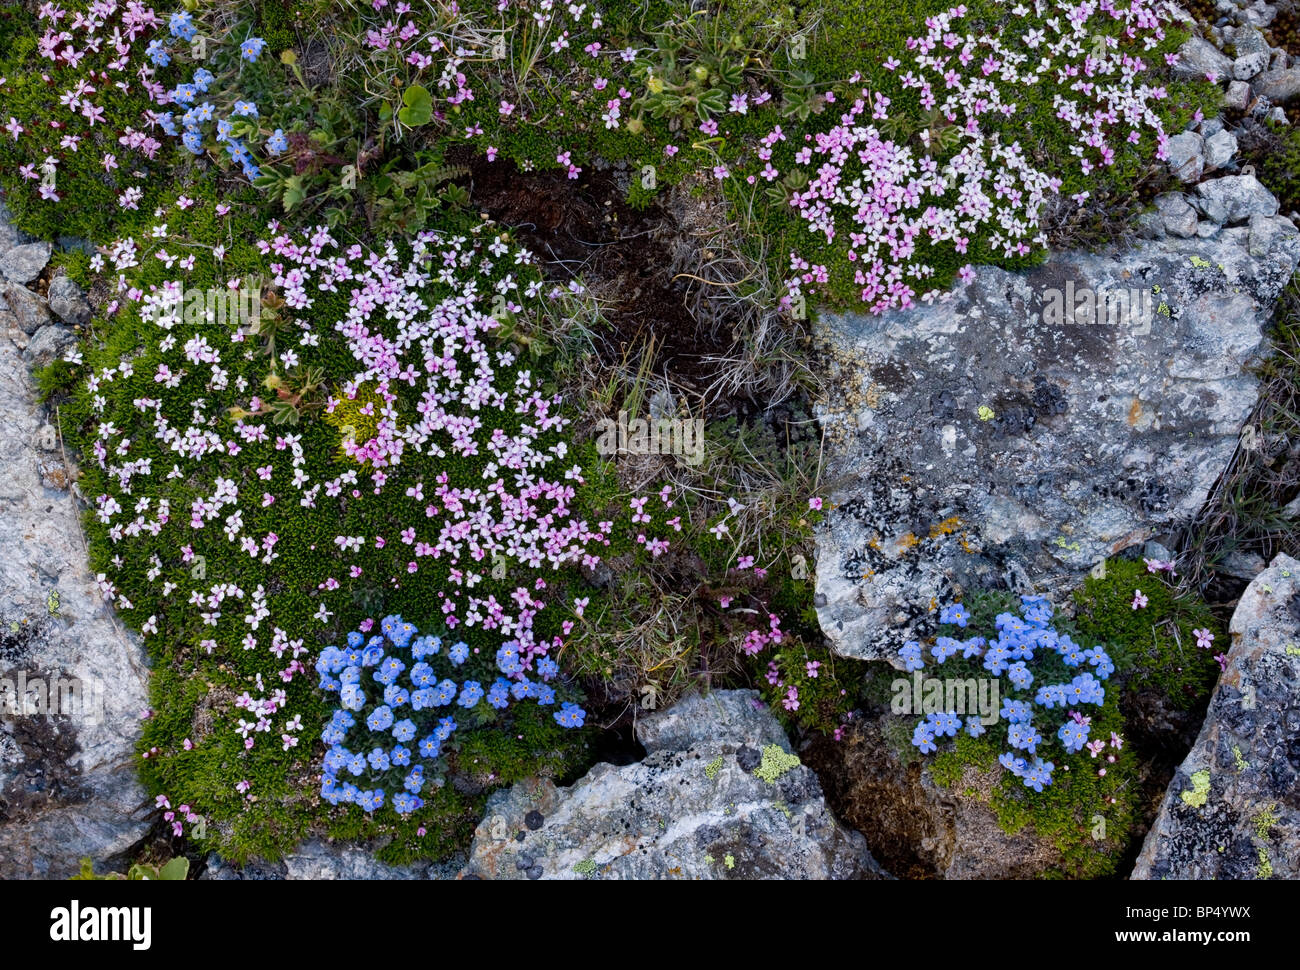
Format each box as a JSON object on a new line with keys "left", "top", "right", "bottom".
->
{"left": 1269, "top": 105, "right": 1289, "bottom": 125}
{"left": 46, "top": 276, "right": 91, "bottom": 327}
{"left": 1234, "top": 51, "right": 1269, "bottom": 80}
{"left": 813, "top": 220, "right": 1300, "bottom": 661}
{"left": 0, "top": 326, "right": 152, "bottom": 879}
{"left": 0, "top": 202, "right": 28, "bottom": 254}
{"left": 1196, "top": 219, "right": 1222, "bottom": 239}
{"left": 1195, "top": 174, "right": 1279, "bottom": 223}
{"left": 460, "top": 690, "right": 886, "bottom": 880}
{"left": 1154, "top": 193, "right": 1198, "bottom": 238}
{"left": 1248, "top": 212, "right": 1300, "bottom": 257}
{"left": 1132, "top": 554, "right": 1300, "bottom": 880}
{"left": 1204, "top": 129, "right": 1239, "bottom": 172}
{"left": 2, "top": 284, "right": 50, "bottom": 335}
{"left": 1233, "top": 24, "right": 1269, "bottom": 58}
{"left": 1173, "top": 35, "right": 1233, "bottom": 81}
{"left": 0, "top": 242, "right": 52, "bottom": 284}
{"left": 1165, "top": 131, "right": 1204, "bottom": 182}
{"left": 1224, "top": 80, "right": 1252, "bottom": 111}
{"left": 1254, "top": 68, "right": 1300, "bottom": 102}
{"left": 22, "top": 324, "right": 74, "bottom": 369}
{"left": 282, "top": 839, "right": 460, "bottom": 879}
{"left": 1200, "top": 116, "right": 1226, "bottom": 139}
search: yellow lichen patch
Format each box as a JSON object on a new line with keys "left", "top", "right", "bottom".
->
{"left": 322, "top": 382, "right": 385, "bottom": 465}
{"left": 928, "top": 516, "right": 961, "bottom": 539}
{"left": 896, "top": 532, "right": 920, "bottom": 554}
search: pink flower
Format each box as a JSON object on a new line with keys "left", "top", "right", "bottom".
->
{"left": 1130, "top": 590, "right": 1148, "bottom": 610}
{"left": 808, "top": 497, "right": 823, "bottom": 511}
{"left": 1192, "top": 627, "right": 1214, "bottom": 650}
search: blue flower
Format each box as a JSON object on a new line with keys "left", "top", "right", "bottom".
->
{"left": 458, "top": 681, "right": 484, "bottom": 708}
{"left": 1089, "top": 648, "right": 1114, "bottom": 679}
{"left": 899, "top": 641, "right": 924, "bottom": 672}
{"left": 1000, "top": 698, "right": 1033, "bottom": 723}
{"left": 215, "top": 119, "right": 233, "bottom": 143}
{"left": 487, "top": 679, "right": 511, "bottom": 709}
{"left": 411, "top": 635, "right": 441, "bottom": 658}
{"left": 266, "top": 129, "right": 289, "bottom": 155}
{"left": 240, "top": 36, "right": 268, "bottom": 62}
{"left": 181, "top": 129, "right": 203, "bottom": 155}
{"left": 433, "top": 679, "right": 457, "bottom": 706}
{"left": 404, "top": 766, "right": 425, "bottom": 793}
{"left": 418, "top": 736, "right": 442, "bottom": 759}
{"left": 511, "top": 677, "right": 538, "bottom": 700}
{"left": 366, "top": 705, "right": 394, "bottom": 732}
{"left": 340, "top": 684, "right": 365, "bottom": 711}
{"left": 912, "top": 722, "right": 937, "bottom": 754}
{"left": 391, "top": 745, "right": 411, "bottom": 767}
{"left": 383, "top": 684, "right": 409, "bottom": 708}
{"left": 449, "top": 641, "right": 470, "bottom": 665}
{"left": 1006, "top": 661, "right": 1033, "bottom": 689}
{"left": 367, "top": 747, "right": 391, "bottom": 771}
{"left": 375, "top": 656, "right": 406, "bottom": 686}
{"left": 347, "top": 631, "right": 364, "bottom": 649}
{"left": 410, "top": 662, "right": 435, "bottom": 688}
{"left": 360, "top": 789, "right": 385, "bottom": 812}
{"left": 347, "top": 753, "right": 367, "bottom": 777}
{"left": 192, "top": 68, "right": 214, "bottom": 93}
{"left": 965, "top": 716, "right": 986, "bottom": 737}
{"left": 1021, "top": 758, "right": 1054, "bottom": 792}
{"left": 939, "top": 603, "right": 969, "bottom": 628}
{"left": 393, "top": 792, "right": 422, "bottom": 814}
{"left": 998, "top": 752, "right": 1026, "bottom": 776}
{"left": 926, "top": 710, "right": 961, "bottom": 737}
{"left": 361, "top": 644, "right": 385, "bottom": 667}
{"left": 982, "top": 644, "right": 1011, "bottom": 675}
{"left": 537, "top": 657, "right": 559, "bottom": 680}
{"left": 169, "top": 11, "right": 197, "bottom": 41}
{"left": 960, "top": 636, "right": 986, "bottom": 659}
{"left": 931, "top": 637, "right": 960, "bottom": 662}
{"left": 1007, "top": 722, "right": 1041, "bottom": 754}
{"left": 410, "top": 688, "right": 435, "bottom": 711}
{"left": 156, "top": 112, "right": 178, "bottom": 137}
{"left": 1057, "top": 720, "right": 1090, "bottom": 753}
{"left": 553, "top": 702, "right": 585, "bottom": 728}
{"left": 340, "top": 666, "right": 361, "bottom": 685}
{"left": 535, "top": 684, "right": 556, "bottom": 705}
{"left": 434, "top": 717, "right": 457, "bottom": 741}
{"left": 392, "top": 719, "right": 417, "bottom": 743}
{"left": 145, "top": 39, "right": 170, "bottom": 67}
{"left": 1034, "top": 683, "right": 1068, "bottom": 709}
{"left": 496, "top": 642, "right": 522, "bottom": 674}
{"left": 1068, "top": 673, "right": 1104, "bottom": 705}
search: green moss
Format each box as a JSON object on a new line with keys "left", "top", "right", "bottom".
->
{"left": 1072, "top": 557, "right": 1222, "bottom": 709}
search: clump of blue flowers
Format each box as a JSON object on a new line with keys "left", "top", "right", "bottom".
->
{"left": 316, "top": 615, "right": 585, "bottom": 814}
{"left": 145, "top": 21, "right": 275, "bottom": 181}
{"left": 903, "top": 595, "right": 1114, "bottom": 792}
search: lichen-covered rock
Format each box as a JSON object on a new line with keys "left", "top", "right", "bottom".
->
{"left": 1131, "top": 553, "right": 1300, "bottom": 880}
{"left": 814, "top": 198, "right": 1300, "bottom": 661}
{"left": 459, "top": 690, "right": 886, "bottom": 879}
{"left": 1172, "top": 35, "right": 1233, "bottom": 81}
{"left": 0, "top": 321, "right": 151, "bottom": 878}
